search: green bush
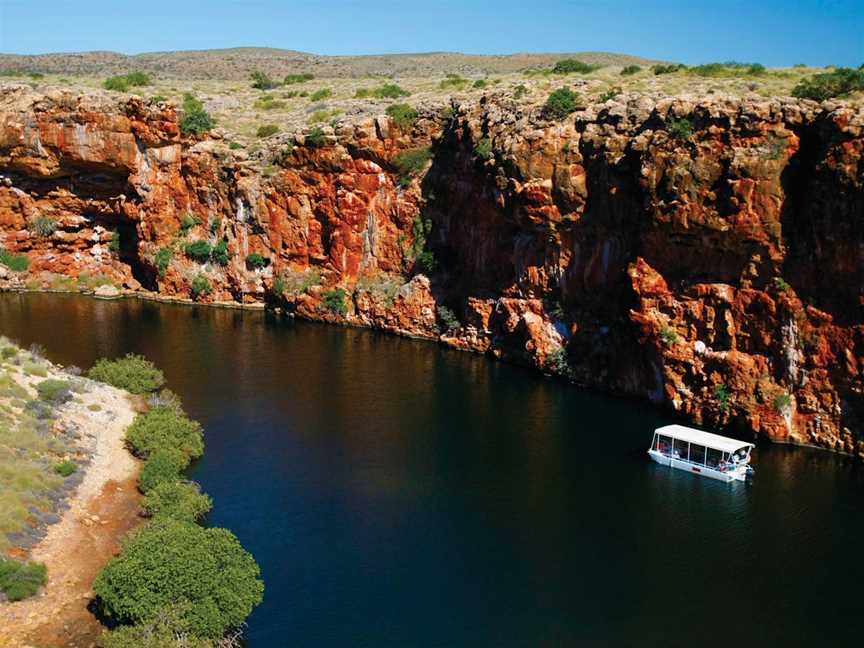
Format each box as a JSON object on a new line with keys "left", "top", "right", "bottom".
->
{"left": 0, "top": 248, "right": 29, "bottom": 272}
{"left": 250, "top": 71, "right": 279, "bottom": 90}
{"left": 36, "top": 378, "right": 72, "bottom": 404}
{"left": 414, "top": 250, "right": 437, "bottom": 274}
{"left": 179, "top": 213, "right": 200, "bottom": 232}
{"left": 103, "top": 72, "right": 151, "bottom": 92}
{"left": 93, "top": 518, "right": 264, "bottom": 639}
{"left": 29, "top": 215, "right": 58, "bottom": 237}
{"left": 109, "top": 230, "right": 121, "bottom": 253}
{"left": 245, "top": 253, "right": 267, "bottom": 269}
{"left": 305, "top": 127, "right": 326, "bottom": 148}
{"left": 621, "top": 65, "right": 642, "bottom": 76}
{"left": 667, "top": 117, "right": 694, "bottom": 141}
{"left": 190, "top": 275, "right": 211, "bottom": 300}
{"left": 211, "top": 239, "right": 229, "bottom": 266}
{"left": 660, "top": 325, "right": 679, "bottom": 345}
{"left": 792, "top": 67, "right": 864, "bottom": 100}
{"left": 513, "top": 84, "right": 528, "bottom": 99}
{"left": 322, "top": 288, "right": 348, "bottom": 316}
{"left": 436, "top": 305, "right": 461, "bottom": 332}
{"left": 713, "top": 384, "right": 730, "bottom": 413}
{"left": 88, "top": 354, "right": 165, "bottom": 394}
{"left": 1, "top": 346, "right": 17, "bottom": 360}
{"left": 544, "top": 87, "right": 580, "bottom": 118}
{"left": 284, "top": 72, "right": 314, "bottom": 84}
{"left": 386, "top": 103, "right": 418, "bottom": 130}
{"left": 472, "top": 79, "right": 487, "bottom": 89}
{"left": 103, "top": 75, "right": 130, "bottom": 91}
{"left": 309, "top": 88, "right": 332, "bottom": 101}
{"left": 651, "top": 63, "right": 686, "bottom": 75}
{"left": 179, "top": 94, "right": 214, "bottom": 136}
{"left": 392, "top": 147, "right": 432, "bottom": 186}
{"left": 553, "top": 59, "right": 599, "bottom": 74}
{"left": 256, "top": 124, "right": 279, "bottom": 138}
{"left": 773, "top": 392, "right": 793, "bottom": 412}
{"left": 599, "top": 87, "right": 622, "bottom": 102}
{"left": 126, "top": 406, "right": 204, "bottom": 461}
{"left": 372, "top": 83, "right": 410, "bottom": 98}
{"left": 154, "top": 247, "right": 172, "bottom": 278}
{"left": 142, "top": 480, "right": 212, "bottom": 522}
{"left": 139, "top": 448, "right": 187, "bottom": 493}
{"left": 54, "top": 460, "right": 77, "bottom": 477}
{"left": 148, "top": 94, "right": 167, "bottom": 103}
{"left": 183, "top": 240, "right": 212, "bottom": 262}
{"left": 474, "top": 137, "right": 493, "bottom": 159}
{"left": 439, "top": 73, "right": 469, "bottom": 90}
{"left": 0, "top": 558, "right": 47, "bottom": 601}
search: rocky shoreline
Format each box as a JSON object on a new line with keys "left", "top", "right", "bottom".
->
{"left": 1, "top": 83, "right": 862, "bottom": 456}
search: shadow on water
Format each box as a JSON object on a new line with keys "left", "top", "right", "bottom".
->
{"left": 1, "top": 293, "right": 863, "bottom": 647}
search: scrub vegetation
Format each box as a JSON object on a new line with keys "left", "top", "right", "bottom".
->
{"left": 87, "top": 355, "right": 264, "bottom": 645}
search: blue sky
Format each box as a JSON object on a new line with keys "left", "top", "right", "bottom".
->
{"left": 1, "top": 0, "right": 861, "bottom": 67}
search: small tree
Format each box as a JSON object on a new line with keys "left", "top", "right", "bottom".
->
{"left": 245, "top": 253, "right": 267, "bottom": 269}
{"left": 250, "top": 71, "right": 279, "bottom": 90}
{"left": 179, "top": 94, "right": 214, "bottom": 136}
{"left": 386, "top": 103, "right": 418, "bottom": 130}
{"left": 142, "top": 480, "right": 212, "bottom": 522}
{"left": 322, "top": 288, "right": 348, "bottom": 316}
{"left": 93, "top": 518, "right": 264, "bottom": 639}
{"left": 544, "top": 88, "right": 580, "bottom": 119}
{"left": 88, "top": 354, "right": 165, "bottom": 393}
{"left": 126, "top": 406, "right": 204, "bottom": 461}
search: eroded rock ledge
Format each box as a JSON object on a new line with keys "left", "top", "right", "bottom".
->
{"left": 1, "top": 83, "right": 862, "bottom": 455}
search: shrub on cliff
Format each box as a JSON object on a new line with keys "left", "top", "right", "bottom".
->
{"left": 211, "top": 239, "right": 230, "bottom": 266}
{"left": 792, "top": 67, "right": 864, "bottom": 100}
{"left": 322, "top": 288, "right": 348, "bottom": 316}
{"left": 88, "top": 354, "right": 165, "bottom": 394}
{"left": 183, "top": 240, "right": 212, "bottom": 262}
{"left": 667, "top": 117, "right": 694, "bottom": 141}
{"left": 142, "top": 479, "right": 212, "bottom": 522}
{"left": 436, "top": 306, "right": 461, "bottom": 332}
{"left": 0, "top": 558, "right": 47, "bottom": 601}
{"left": 179, "top": 94, "right": 214, "bottom": 136}
{"left": 153, "top": 247, "right": 172, "bottom": 278}
{"left": 552, "top": 59, "right": 599, "bottom": 74}
{"left": 305, "top": 127, "right": 326, "bottom": 148}
{"left": 392, "top": 147, "right": 432, "bottom": 186}
{"left": 0, "top": 248, "right": 29, "bottom": 272}
{"left": 93, "top": 518, "right": 264, "bottom": 639}
{"left": 190, "top": 275, "right": 211, "bottom": 300}
{"left": 245, "top": 253, "right": 267, "bottom": 270}
{"left": 474, "top": 137, "right": 493, "bottom": 159}
{"left": 29, "top": 215, "right": 58, "bottom": 238}
{"left": 543, "top": 88, "right": 580, "bottom": 119}
{"left": 126, "top": 406, "right": 204, "bottom": 461}
{"left": 386, "top": 103, "right": 418, "bottom": 130}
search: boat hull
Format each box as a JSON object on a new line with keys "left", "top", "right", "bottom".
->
{"left": 648, "top": 450, "right": 747, "bottom": 482}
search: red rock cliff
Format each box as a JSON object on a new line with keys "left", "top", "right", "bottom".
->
{"left": 1, "top": 84, "right": 862, "bottom": 456}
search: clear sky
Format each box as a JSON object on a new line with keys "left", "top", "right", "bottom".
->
{"left": 1, "top": 0, "right": 861, "bottom": 67}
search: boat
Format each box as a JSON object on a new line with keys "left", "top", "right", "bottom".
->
{"left": 648, "top": 424, "right": 754, "bottom": 482}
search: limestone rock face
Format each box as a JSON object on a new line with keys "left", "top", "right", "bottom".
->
{"left": 1, "top": 83, "right": 862, "bottom": 456}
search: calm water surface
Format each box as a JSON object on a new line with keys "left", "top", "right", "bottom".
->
{"left": 1, "top": 293, "right": 862, "bottom": 647}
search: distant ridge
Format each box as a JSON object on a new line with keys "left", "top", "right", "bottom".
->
{"left": 0, "top": 47, "right": 659, "bottom": 79}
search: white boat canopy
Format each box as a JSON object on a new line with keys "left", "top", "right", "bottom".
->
{"left": 654, "top": 424, "right": 754, "bottom": 454}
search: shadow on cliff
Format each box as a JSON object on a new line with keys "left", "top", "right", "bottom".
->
{"left": 780, "top": 119, "right": 863, "bottom": 325}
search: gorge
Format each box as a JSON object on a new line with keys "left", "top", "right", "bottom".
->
{"left": 1, "top": 83, "right": 862, "bottom": 457}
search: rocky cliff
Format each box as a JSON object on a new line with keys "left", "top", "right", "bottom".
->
{"left": 1, "top": 83, "right": 862, "bottom": 456}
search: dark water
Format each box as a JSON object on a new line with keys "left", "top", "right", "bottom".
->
{"left": 2, "top": 293, "right": 863, "bottom": 647}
